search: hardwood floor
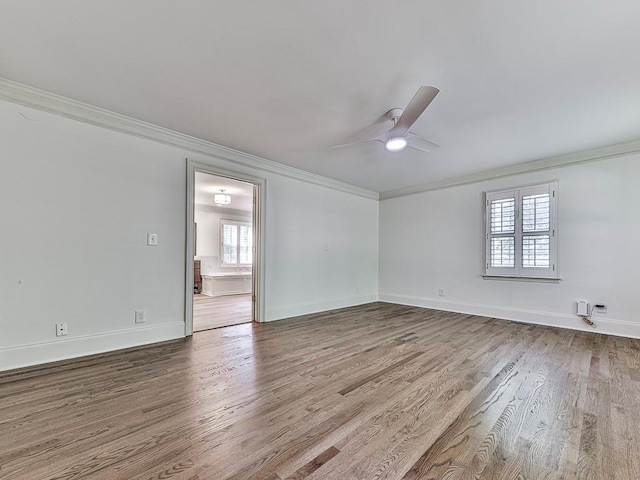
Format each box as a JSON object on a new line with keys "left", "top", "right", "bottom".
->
{"left": 193, "top": 293, "right": 252, "bottom": 331}
{"left": 2, "top": 302, "right": 640, "bottom": 479}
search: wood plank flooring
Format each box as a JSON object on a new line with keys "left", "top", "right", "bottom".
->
{"left": 193, "top": 293, "right": 252, "bottom": 331}
{"left": 2, "top": 302, "right": 640, "bottom": 479}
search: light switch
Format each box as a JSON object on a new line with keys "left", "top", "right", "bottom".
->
{"left": 147, "top": 233, "right": 158, "bottom": 246}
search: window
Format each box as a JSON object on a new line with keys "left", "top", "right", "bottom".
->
{"left": 485, "top": 181, "right": 558, "bottom": 278}
{"left": 221, "top": 220, "right": 252, "bottom": 266}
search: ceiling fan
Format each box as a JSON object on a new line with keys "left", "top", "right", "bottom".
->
{"left": 332, "top": 85, "right": 440, "bottom": 153}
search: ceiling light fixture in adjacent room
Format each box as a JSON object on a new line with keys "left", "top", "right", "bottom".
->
{"left": 214, "top": 189, "right": 231, "bottom": 205}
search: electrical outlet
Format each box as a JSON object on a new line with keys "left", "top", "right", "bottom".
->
{"left": 135, "top": 310, "right": 147, "bottom": 324}
{"left": 594, "top": 303, "right": 608, "bottom": 314}
{"left": 438, "top": 288, "right": 446, "bottom": 297}
{"left": 56, "top": 323, "right": 68, "bottom": 337}
{"left": 147, "top": 233, "right": 158, "bottom": 246}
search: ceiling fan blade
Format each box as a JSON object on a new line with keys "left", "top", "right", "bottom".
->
{"left": 353, "top": 118, "right": 394, "bottom": 141}
{"left": 391, "top": 86, "right": 440, "bottom": 136}
{"left": 407, "top": 132, "right": 440, "bottom": 152}
{"left": 330, "top": 117, "right": 393, "bottom": 148}
{"left": 330, "top": 139, "right": 375, "bottom": 149}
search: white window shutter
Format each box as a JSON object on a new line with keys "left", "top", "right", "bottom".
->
{"left": 221, "top": 220, "right": 253, "bottom": 266}
{"left": 486, "top": 190, "right": 517, "bottom": 276}
{"left": 222, "top": 223, "right": 238, "bottom": 264}
{"left": 485, "top": 181, "right": 558, "bottom": 278}
{"left": 239, "top": 224, "right": 253, "bottom": 264}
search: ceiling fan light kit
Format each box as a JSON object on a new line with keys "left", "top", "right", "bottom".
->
{"left": 385, "top": 136, "right": 408, "bottom": 152}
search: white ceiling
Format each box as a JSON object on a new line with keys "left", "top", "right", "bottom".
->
{"left": 195, "top": 172, "right": 253, "bottom": 211}
{"left": 1, "top": 1, "right": 639, "bottom": 193}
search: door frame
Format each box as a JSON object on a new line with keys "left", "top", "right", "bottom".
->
{"left": 185, "top": 159, "right": 266, "bottom": 335}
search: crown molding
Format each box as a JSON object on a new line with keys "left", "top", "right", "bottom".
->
{"left": 5, "top": 76, "right": 637, "bottom": 203}
{"left": 380, "top": 139, "right": 640, "bottom": 200}
{"left": 0, "top": 77, "right": 379, "bottom": 201}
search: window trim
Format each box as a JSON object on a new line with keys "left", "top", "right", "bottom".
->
{"left": 484, "top": 181, "right": 559, "bottom": 279}
{"left": 220, "top": 219, "right": 253, "bottom": 267}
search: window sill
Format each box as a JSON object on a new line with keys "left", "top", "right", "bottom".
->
{"left": 482, "top": 275, "right": 561, "bottom": 283}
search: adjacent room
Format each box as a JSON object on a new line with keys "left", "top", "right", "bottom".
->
{"left": 1, "top": 1, "right": 640, "bottom": 479}
{"left": 193, "top": 172, "right": 254, "bottom": 331}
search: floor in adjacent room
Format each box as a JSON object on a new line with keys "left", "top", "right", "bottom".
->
{"left": 193, "top": 293, "right": 252, "bottom": 331}
{"left": 2, "top": 302, "right": 639, "bottom": 479}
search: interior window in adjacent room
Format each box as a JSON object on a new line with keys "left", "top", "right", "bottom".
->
{"left": 221, "top": 220, "right": 253, "bottom": 266}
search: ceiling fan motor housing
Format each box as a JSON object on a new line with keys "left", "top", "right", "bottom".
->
{"left": 387, "top": 108, "right": 404, "bottom": 123}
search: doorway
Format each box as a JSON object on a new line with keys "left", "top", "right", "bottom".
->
{"left": 185, "top": 160, "right": 265, "bottom": 335}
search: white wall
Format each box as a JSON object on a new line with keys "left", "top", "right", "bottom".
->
{"left": 0, "top": 99, "right": 379, "bottom": 371}
{"left": 379, "top": 153, "right": 640, "bottom": 338}
{"left": 264, "top": 174, "right": 379, "bottom": 320}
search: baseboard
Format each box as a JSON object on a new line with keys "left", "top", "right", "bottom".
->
{"left": 0, "top": 322, "right": 186, "bottom": 372}
{"left": 265, "top": 294, "right": 378, "bottom": 322}
{"left": 379, "top": 293, "right": 640, "bottom": 339}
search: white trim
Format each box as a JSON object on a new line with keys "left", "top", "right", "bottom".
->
{"left": 265, "top": 294, "right": 378, "bottom": 322}
{"left": 380, "top": 139, "right": 640, "bottom": 200}
{"left": 0, "top": 77, "right": 378, "bottom": 201}
{"left": 379, "top": 293, "right": 640, "bottom": 339}
{"left": 3, "top": 77, "right": 639, "bottom": 203}
{"left": 0, "top": 322, "right": 185, "bottom": 373}
{"left": 186, "top": 160, "right": 266, "bottom": 332}
{"left": 252, "top": 179, "right": 266, "bottom": 323}
{"left": 186, "top": 160, "right": 195, "bottom": 334}
{"left": 482, "top": 275, "right": 561, "bottom": 283}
